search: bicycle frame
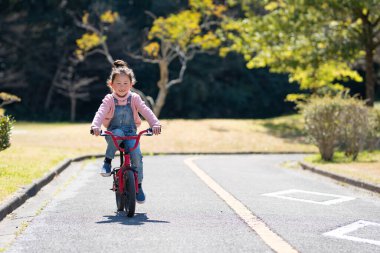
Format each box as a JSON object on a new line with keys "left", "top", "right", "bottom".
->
{"left": 101, "top": 129, "right": 152, "bottom": 194}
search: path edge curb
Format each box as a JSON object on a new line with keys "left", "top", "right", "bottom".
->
{"left": 299, "top": 162, "right": 380, "bottom": 194}
{"left": 0, "top": 154, "right": 103, "bottom": 222}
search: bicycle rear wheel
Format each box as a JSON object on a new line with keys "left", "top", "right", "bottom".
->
{"left": 124, "top": 170, "right": 136, "bottom": 217}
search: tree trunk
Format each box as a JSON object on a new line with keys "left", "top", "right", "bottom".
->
{"left": 45, "top": 85, "right": 55, "bottom": 110}
{"left": 70, "top": 95, "right": 76, "bottom": 122}
{"left": 45, "top": 54, "right": 67, "bottom": 110}
{"left": 45, "top": 65, "right": 62, "bottom": 110}
{"left": 362, "top": 14, "right": 375, "bottom": 107}
{"left": 319, "top": 142, "right": 334, "bottom": 161}
{"left": 365, "top": 46, "right": 375, "bottom": 107}
{"left": 154, "top": 88, "right": 167, "bottom": 117}
{"left": 153, "top": 60, "right": 169, "bottom": 117}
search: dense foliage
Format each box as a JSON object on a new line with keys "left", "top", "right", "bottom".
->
{"left": 0, "top": 0, "right": 300, "bottom": 121}
{"left": 221, "top": 0, "right": 380, "bottom": 104}
{"left": 2, "top": 0, "right": 378, "bottom": 122}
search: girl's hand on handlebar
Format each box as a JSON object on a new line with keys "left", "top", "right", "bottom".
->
{"left": 91, "top": 128, "right": 100, "bottom": 136}
{"left": 152, "top": 125, "right": 161, "bottom": 135}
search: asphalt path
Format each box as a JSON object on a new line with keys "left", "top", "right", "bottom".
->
{"left": 1, "top": 155, "right": 380, "bottom": 253}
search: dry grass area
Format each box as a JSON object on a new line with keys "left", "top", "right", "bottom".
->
{"left": 141, "top": 118, "right": 315, "bottom": 153}
{"left": 318, "top": 163, "right": 380, "bottom": 185}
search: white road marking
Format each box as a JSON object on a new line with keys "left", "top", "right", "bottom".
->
{"left": 184, "top": 157, "right": 298, "bottom": 253}
{"left": 323, "top": 220, "right": 380, "bottom": 246}
{"left": 262, "top": 189, "right": 355, "bottom": 205}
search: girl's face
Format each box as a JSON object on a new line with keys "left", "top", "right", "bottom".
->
{"left": 111, "top": 74, "right": 132, "bottom": 97}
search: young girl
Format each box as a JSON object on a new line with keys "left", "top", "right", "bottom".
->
{"left": 91, "top": 60, "right": 161, "bottom": 204}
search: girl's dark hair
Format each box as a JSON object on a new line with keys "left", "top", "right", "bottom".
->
{"left": 112, "top": 59, "right": 128, "bottom": 68}
{"left": 107, "top": 59, "right": 136, "bottom": 87}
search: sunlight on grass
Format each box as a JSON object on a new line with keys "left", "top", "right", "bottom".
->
{"left": 304, "top": 151, "right": 380, "bottom": 185}
{"left": 305, "top": 151, "right": 380, "bottom": 164}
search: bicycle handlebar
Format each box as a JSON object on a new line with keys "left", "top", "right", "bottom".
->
{"left": 90, "top": 128, "right": 153, "bottom": 153}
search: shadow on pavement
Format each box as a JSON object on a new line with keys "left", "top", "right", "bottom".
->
{"left": 96, "top": 212, "right": 170, "bottom": 226}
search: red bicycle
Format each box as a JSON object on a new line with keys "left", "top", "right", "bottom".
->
{"left": 91, "top": 128, "right": 153, "bottom": 217}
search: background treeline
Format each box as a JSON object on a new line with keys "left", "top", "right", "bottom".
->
{"left": 0, "top": 0, "right": 370, "bottom": 121}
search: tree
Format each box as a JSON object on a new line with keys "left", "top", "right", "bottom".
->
{"left": 46, "top": 8, "right": 119, "bottom": 121}
{"left": 53, "top": 54, "right": 98, "bottom": 122}
{"left": 74, "top": 10, "right": 118, "bottom": 64}
{"left": 0, "top": 92, "right": 21, "bottom": 109}
{"left": 222, "top": 0, "right": 379, "bottom": 105}
{"left": 129, "top": 0, "right": 226, "bottom": 116}
{"left": 72, "top": 7, "right": 155, "bottom": 109}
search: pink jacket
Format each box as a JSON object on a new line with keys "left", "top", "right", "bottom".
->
{"left": 91, "top": 92, "right": 160, "bottom": 130}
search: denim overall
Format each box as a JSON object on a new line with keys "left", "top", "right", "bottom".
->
{"left": 105, "top": 95, "right": 143, "bottom": 183}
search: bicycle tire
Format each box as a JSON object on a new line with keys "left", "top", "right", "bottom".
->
{"left": 124, "top": 170, "right": 136, "bottom": 217}
{"left": 114, "top": 172, "right": 125, "bottom": 211}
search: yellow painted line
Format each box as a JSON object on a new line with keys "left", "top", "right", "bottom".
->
{"left": 184, "top": 157, "right": 298, "bottom": 253}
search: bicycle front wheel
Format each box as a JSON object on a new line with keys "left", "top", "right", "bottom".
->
{"left": 115, "top": 175, "right": 125, "bottom": 212}
{"left": 115, "top": 191, "right": 125, "bottom": 212}
{"left": 124, "top": 170, "right": 136, "bottom": 217}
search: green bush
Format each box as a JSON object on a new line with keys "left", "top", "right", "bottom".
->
{"left": 300, "top": 95, "right": 373, "bottom": 161}
{"left": 338, "top": 99, "right": 371, "bottom": 160}
{"left": 300, "top": 96, "right": 343, "bottom": 161}
{"left": 0, "top": 115, "right": 14, "bottom": 152}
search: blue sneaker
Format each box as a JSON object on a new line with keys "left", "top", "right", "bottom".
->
{"left": 100, "top": 163, "right": 111, "bottom": 177}
{"left": 136, "top": 185, "right": 145, "bottom": 204}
